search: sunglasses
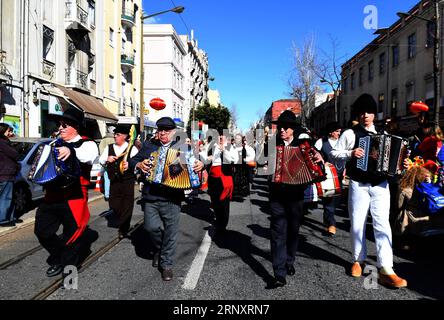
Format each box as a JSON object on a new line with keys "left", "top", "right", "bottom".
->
{"left": 57, "top": 121, "right": 71, "bottom": 129}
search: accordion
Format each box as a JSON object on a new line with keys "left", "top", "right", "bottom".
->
{"left": 356, "top": 134, "right": 409, "bottom": 177}
{"left": 272, "top": 143, "right": 325, "bottom": 185}
{"left": 28, "top": 139, "right": 81, "bottom": 189}
{"left": 144, "top": 147, "right": 201, "bottom": 189}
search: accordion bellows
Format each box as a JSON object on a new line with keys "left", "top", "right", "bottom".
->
{"left": 272, "top": 145, "right": 325, "bottom": 185}
{"left": 145, "top": 147, "right": 201, "bottom": 189}
{"left": 356, "top": 134, "right": 408, "bottom": 176}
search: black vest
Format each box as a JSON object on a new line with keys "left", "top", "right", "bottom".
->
{"left": 320, "top": 137, "right": 334, "bottom": 164}
{"left": 346, "top": 125, "right": 386, "bottom": 186}
{"left": 107, "top": 144, "right": 135, "bottom": 183}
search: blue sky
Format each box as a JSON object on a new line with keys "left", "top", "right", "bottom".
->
{"left": 142, "top": 0, "right": 419, "bottom": 130}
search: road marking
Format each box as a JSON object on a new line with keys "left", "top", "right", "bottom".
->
{"left": 182, "top": 231, "right": 212, "bottom": 290}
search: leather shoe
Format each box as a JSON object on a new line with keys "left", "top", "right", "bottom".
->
{"left": 326, "top": 225, "right": 336, "bottom": 236}
{"left": 350, "top": 262, "right": 362, "bottom": 278}
{"left": 162, "top": 268, "right": 173, "bottom": 281}
{"left": 46, "top": 264, "right": 63, "bottom": 277}
{"left": 272, "top": 276, "right": 286, "bottom": 287}
{"left": 378, "top": 273, "right": 407, "bottom": 289}
{"left": 152, "top": 252, "right": 159, "bottom": 268}
{"left": 286, "top": 265, "right": 296, "bottom": 276}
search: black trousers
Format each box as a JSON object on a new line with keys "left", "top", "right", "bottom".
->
{"left": 208, "top": 175, "right": 231, "bottom": 231}
{"left": 269, "top": 198, "right": 305, "bottom": 279}
{"left": 109, "top": 178, "right": 135, "bottom": 234}
{"left": 34, "top": 202, "right": 81, "bottom": 267}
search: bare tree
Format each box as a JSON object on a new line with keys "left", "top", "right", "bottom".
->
{"left": 289, "top": 35, "right": 323, "bottom": 126}
{"left": 229, "top": 104, "right": 239, "bottom": 133}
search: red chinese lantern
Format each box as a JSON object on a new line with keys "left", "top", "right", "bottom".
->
{"left": 149, "top": 97, "right": 166, "bottom": 111}
{"left": 410, "top": 101, "right": 429, "bottom": 114}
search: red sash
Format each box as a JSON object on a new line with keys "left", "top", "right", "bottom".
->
{"left": 66, "top": 176, "right": 90, "bottom": 245}
{"left": 210, "top": 166, "right": 233, "bottom": 201}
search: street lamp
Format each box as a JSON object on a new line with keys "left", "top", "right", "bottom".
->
{"left": 397, "top": 1, "right": 442, "bottom": 127}
{"left": 320, "top": 79, "right": 340, "bottom": 122}
{"left": 139, "top": 6, "right": 185, "bottom": 138}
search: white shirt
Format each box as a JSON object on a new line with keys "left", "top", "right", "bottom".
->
{"left": 315, "top": 138, "right": 339, "bottom": 151}
{"left": 99, "top": 141, "right": 139, "bottom": 166}
{"left": 283, "top": 137, "right": 294, "bottom": 146}
{"left": 67, "top": 135, "right": 98, "bottom": 165}
{"left": 330, "top": 124, "right": 377, "bottom": 162}
{"left": 233, "top": 145, "right": 256, "bottom": 163}
{"left": 200, "top": 143, "right": 239, "bottom": 166}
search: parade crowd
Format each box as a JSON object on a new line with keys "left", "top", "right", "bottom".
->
{"left": 2, "top": 92, "right": 444, "bottom": 290}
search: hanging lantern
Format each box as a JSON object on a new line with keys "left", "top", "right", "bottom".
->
{"left": 149, "top": 97, "right": 166, "bottom": 111}
{"left": 409, "top": 101, "right": 429, "bottom": 114}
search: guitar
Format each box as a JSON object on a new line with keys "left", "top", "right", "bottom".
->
{"left": 119, "top": 125, "right": 137, "bottom": 174}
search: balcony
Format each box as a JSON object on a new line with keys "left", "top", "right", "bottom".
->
{"left": 65, "top": 0, "right": 91, "bottom": 33}
{"left": 65, "top": 68, "right": 89, "bottom": 92}
{"left": 121, "top": 9, "right": 135, "bottom": 28}
{"left": 121, "top": 53, "right": 135, "bottom": 72}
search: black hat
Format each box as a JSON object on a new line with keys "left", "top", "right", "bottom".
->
{"left": 272, "top": 110, "right": 300, "bottom": 128}
{"left": 325, "top": 121, "right": 341, "bottom": 134}
{"left": 113, "top": 124, "right": 130, "bottom": 135}
{"left": 51, "top": 107, "right": 84, "bottom": 127}
{"left": 352, "top": 94, "right": 377, "bottom": 115}
{"left": 156, "top": 117, "right": 176, "bottom": 130}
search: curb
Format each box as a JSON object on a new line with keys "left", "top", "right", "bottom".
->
{"left": 0, "top": 194, "right": 104, "bottom": 238}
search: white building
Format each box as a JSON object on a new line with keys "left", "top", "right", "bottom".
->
{"left": 142, "top": 24, "right": 187, "bottom": 130}
{"left": 0, "top": 0, "right": 25, "bottom": 136}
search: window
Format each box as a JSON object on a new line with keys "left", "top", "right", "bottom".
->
{"left": 408, "top": 33, "right": 416, "bottom": 59}
{"left": 392, "top": 45, "right": 399, "bottom": 67}
{"left": 406, "top": 81, "right": 415, "bottom": 115}
{"left": 378, "top": 94, "right": 385, "bottom": 114}
{"left": 427, "top": 21, "right": 435, "bottom": 48}
{"left": 343, "top": 78, "right": 348, "bottom": 94}
{"left": 359, "top": 67, "right": 363, "bottom": 86}
{"left": 109, "top": 75, "right": 115, "bottom": 97}
{"left": 43, "top": 25, "right": 55, "bottom": 62}
{"left": 109, "top": 28, "right": 114, "bottom": 47}
{"left": 368, "top": 60, "right": 374, "bottom": 81}
{"left": 351, "top": 72, "right": 355, "bottom": 90}
{"left": 88, "top": 0, "right": 95, "bottom": 27}
{"left": 379, "top": 52, "right": 386, "bottom": 75}
{"left": 391, "top": 88, "right": 398, "bottom": 117}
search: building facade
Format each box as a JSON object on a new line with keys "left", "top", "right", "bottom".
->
{"left": 142, "top": 24, "right": 187, "bottom": 130}
{"left": 0, "top": 0, "right": 24, "bottom": 136}
{"left": 340, "top": 0, "right": 443, "bottom": 132}
{"left": 264, "top": 99, "right": 302, "bottom": 132}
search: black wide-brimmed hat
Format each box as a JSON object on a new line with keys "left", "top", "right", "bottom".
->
{"left": 50, "top": 106, "right": 85, "bottom": 127}
{"left": 325, "top": 121, "right": 341, "bottom": 134}
{"left": 351, "top": 93, "right": 377, "bottom": 115}
{"left": 113, "top": 124, "right": 130, "bottom": 135}
{"left": 156, "top": 117, "right": 177, "bottom": 130}
{"left": 272, "top": 110, "right": 300, "bottom": 128}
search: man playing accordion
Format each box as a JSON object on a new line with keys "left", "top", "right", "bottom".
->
{"left": 34, "top": 107, "right": 99, "bottom": 278}
{"left": 330, "top": 93, "right": 407, "bottom": 289}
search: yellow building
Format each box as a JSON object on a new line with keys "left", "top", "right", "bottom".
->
{"left": 102, "top": 0, "right": 142, "bottom": 123}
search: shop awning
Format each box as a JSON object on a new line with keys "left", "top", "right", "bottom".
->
{"left": 55, "top": 85, "right": 118, "bottom": 123}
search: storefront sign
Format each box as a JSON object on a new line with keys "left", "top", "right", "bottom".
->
{"left": 3, "top": 115, "right": 20, "bottom": 136}
{"left": 48, "top": 95, "right": 64, "bottom": 115}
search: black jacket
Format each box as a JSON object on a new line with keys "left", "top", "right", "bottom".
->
{"left": 129, "top": 139, "right": 185, "bottom": 204}
{"left": 0, "top": 136, "right": 20, "bottom": 182}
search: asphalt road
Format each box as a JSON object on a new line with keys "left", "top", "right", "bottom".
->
{"left": 1, "top": 178, "right": 443, "bottom": 302}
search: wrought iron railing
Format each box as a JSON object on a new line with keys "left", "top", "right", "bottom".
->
{"left": 121, "top": 9, "right": 135, "bottom": 24}
{"left": 65, "top": 68, "right": 89, "bottom": 90}
{"left": 65, "top": 1, "right": 89, "bottom": 28}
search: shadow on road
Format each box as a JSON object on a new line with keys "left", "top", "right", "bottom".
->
{"left": 182, "top": 198, "right": 214, "bottom": 224}
{"left": 130, "top": 227, "right": 156, "bottom": 261}
{"left": 210, "top": 228, "right": 275, "bottom": 288}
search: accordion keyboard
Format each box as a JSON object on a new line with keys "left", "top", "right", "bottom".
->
{"left": 356, "top": 136, "right": 370, "bottom": 171}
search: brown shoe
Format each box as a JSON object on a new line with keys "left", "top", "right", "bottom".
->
{"left": 326, "top": 225, "right": 336, "bottom": 236}
{"left": 162, "top": 268, "right": 173, "bottom": 281}
{"left": 378, "top": 273, "right": 407, "bottom": 288}
{"left": 350, "top": 262, "right": 362, "bottom": 277}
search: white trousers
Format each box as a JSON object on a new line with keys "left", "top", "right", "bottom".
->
{"left": 348, "top": 180, "right": 393, "bottom": 268}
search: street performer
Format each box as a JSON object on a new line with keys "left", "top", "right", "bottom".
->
{"left": 99, "top": 124, "right": 138, "bottom": 239}
{"left": 34, "top": 107, "right": 99, "bottom": 277}
{"left": 129, "top": 117, "right": 204, "bottom": 281}
{"left": 268, "top": 110, "right": 324, "bottom": 288}
{"left": 330, "top": 93, "right": 408, "bottom": 289}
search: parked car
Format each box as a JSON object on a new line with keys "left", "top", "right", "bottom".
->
{"left": 10, "top": 137, "right": 53, "bottom": 216}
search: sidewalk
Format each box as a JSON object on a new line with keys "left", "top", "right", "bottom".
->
{"left": 0, "top": 190, "right": 104, "bottom": 237}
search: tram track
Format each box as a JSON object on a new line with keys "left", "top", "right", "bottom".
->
{"left": 31, "top": 217, "right": 145, "bottom": 300}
